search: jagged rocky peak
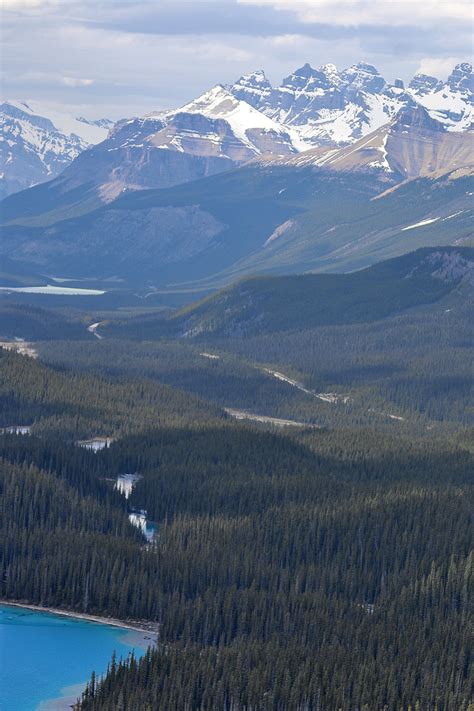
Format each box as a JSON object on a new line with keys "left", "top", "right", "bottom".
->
{"left": 309, "top": 64, "right": 343, "bottom": 90}
{"left": 280, "top": 62, "right": 343, "bottom": 94}
{"left": 446, "top": 63, "right": 473, "bottom": 95}
{"left": 320, "top": 63, "right": 339, "bottom": 79}
{"left": 234, "top": 69, "right": 271, "bottom": 89}
{"left": 229, "top": 70, "right": 273, "bottom": 108}
{"left": 282, "top": 63, "right": 321, "bottom": 89}
{"left": 393, "top": 78, "right": 405, "bottom": 90}
{"left": 393, "top": 102, "right": 446, "bottom": 133}
{"left": 409, "top": 73, "right": 442, "bottom": 95}
{"left": 341, "top": 62, "right": 386, "bottom": 95}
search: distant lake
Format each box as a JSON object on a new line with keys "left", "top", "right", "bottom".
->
{"left": 0, "top": 604, "right": 151, "bottom": 711}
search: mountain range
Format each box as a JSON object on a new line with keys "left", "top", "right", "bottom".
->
{"left": 229, "top": 61, "right": 473, "bottom": 144}
{"left": 0, "top": 61, "right": 472, "bottom": 294}
{"left": 0, "top": 100, "right": 113, "bottom": 199}
{"left": 2, "top": 61, "right": 472, "bottom": 202}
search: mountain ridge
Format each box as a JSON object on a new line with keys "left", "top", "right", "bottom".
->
{"left": 229, "top": 61, "right": 473, "bottom": 145}
{"left": 2, "top": 60, "right": 471, "bottom": 204}
{"left": 0, "top": 100, "right": 113, "bottom": 198}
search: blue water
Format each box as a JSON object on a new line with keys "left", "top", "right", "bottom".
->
{"left": 0, "top": 604, "right": 150, "bottom": 711}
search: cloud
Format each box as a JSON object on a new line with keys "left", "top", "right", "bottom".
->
{"left": 239, "top": 0, "right": 473, "bottom": 26}
{"left": 416, "top": 56, "right": 468, "bottom": 79}
{"left": 62, "top": 76, "right": 94, "bottom": 87}
{"left": 1, "top": 0, "right": 49, "bottom": 6}
{"left": 1, "top": 0, "right": 470, "bottom": 119}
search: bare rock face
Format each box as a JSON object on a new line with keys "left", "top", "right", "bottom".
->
{"left": 408, "top": 74, "right": 443, "bottom": 95}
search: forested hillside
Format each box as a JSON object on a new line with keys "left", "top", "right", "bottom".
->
{"left": 1, "top": 237, "right": 472, "bottom": 710}
{"left": 35, "top": 263, "right": 473, "bottom": 431}
{"left": 171, "top": 246, "right": 474, "bottom": 337}
{"left": 2, "top": 19, "right": 472, "bottom": 710}
{"left": 1, "top": 347, "right": 472, "bottom": 709}
{"left": 0, "top": 348, "right": 222, "bottom": 438}
{"left": 75, "top": 425, "right": 472, "bottom": 710}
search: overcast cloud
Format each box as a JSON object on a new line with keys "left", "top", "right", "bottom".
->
{"left": 1, "top": 0, "right": 471, "bottom": 119}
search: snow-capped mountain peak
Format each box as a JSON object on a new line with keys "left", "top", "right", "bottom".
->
{"left": 2, "top": 61, "right": 472, "bottom": 202}
{"left": 177, "top": 84, "right": 296, "bottom": 147}
{"left": 408, "top": 63, "right": 473, "bottom": 132}
{"left": 340, "top": 62, "right": 386, "bottom": 96}
{"left": 447, "top": 63, "right": 473, "bottom": 95}
{"left": 2, "top": 99, "right": 111, "bottom": 144}
{"left": 0, "top": 99, "right": 113, "bottom": 198}
{"left": 135, "top": 84, "right": 311, "bottom": 158}
{"left": 227, "top": 61, "right": 473, "bottom": 146}
{"left": 229, "top": 61, "right": 399, "bottom": 145}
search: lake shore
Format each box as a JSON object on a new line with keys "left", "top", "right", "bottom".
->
{"left": 0, "top": 600, "right": 159, "bottom": 638}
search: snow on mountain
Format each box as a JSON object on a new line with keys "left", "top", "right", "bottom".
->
{"left": 47, "top": 85, "right": 312, "bottom": 203}
{"left": 408, "top": 64, "right": 473, "bottom": 131}
{"left": 143, "top": 84, "right": 311, "bottom": 156}
{"left": 229, "top": 61, "right": 473, "bottom": 146}
{"left": 2, "top": 61, "right": 471, "bottom": 205}
{"left": 0, "top": 100, "right": 113, "bottom": 197}
{"left": 5, "top": 100, "right": 113, "bottom": 144}
{"left": 267, "top": 103, "right": 473, "bottom": 182}
{"left": 229, "top": 62, "right": 403, "bottom": 145}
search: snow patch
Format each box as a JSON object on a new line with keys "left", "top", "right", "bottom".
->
{"left": 0, "top": 285, "right": 105, "bottom": 295}
{"left": 401, "top": 217, "right": 440, "bottom": 231}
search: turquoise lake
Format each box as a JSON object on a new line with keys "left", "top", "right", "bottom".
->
{"left": 0, "top": 604, "right": 150, "bottom": 711}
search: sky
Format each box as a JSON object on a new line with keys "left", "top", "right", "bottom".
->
{"left": 1, "top": 0, "right": 472, "bottom": 120}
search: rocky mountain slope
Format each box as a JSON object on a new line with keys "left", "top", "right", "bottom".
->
{"left": 0, "top": 100, "right": 113, "bottom": 198}
{"left": 230, "top": 61, "right": 473, "bottom": 145}
{"left": 2, "top": 62, "right": 471, "bottom": 209}
{"left": 67, "top": 84, "right": 310, "bottom": 203}
{"left": 0, "top": 61, "right": 471, "bottom": 291}
{"left": 0, "top": 86, "right": 310, "bottom": 213}
{"left": 271, "top": 103, "right": 473, "bottom": 181}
